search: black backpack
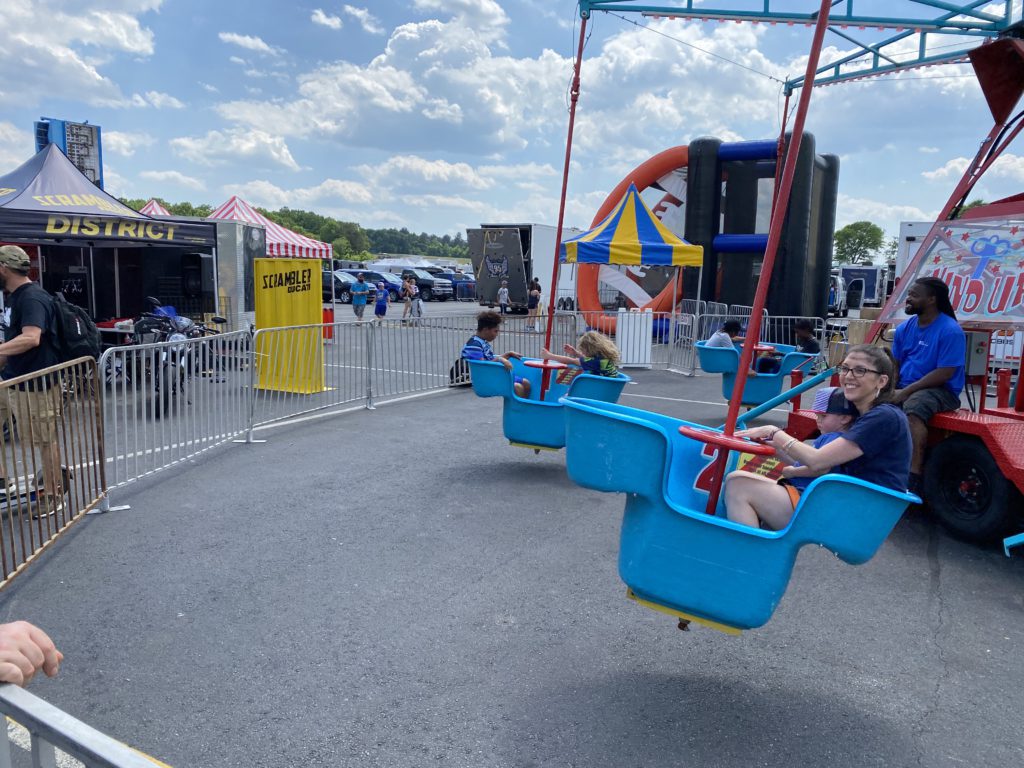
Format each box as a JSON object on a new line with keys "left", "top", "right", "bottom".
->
{"left": 51, "top": 293, "right": 102, "bottom": 362}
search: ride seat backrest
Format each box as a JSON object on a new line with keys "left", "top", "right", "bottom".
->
{"left": 783, "top": 475, "right": 914, "bottom": 564}
{"left": 466, "top": 360, "right": 512, "bottom": 398}
{"left": 695, "top": 342, "right": 739, "bottom": 373}
{"left": 567, "top": 373, "right": 630, "bottom": 403}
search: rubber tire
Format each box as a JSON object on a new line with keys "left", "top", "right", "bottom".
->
{"left": 389, "top": 290, "right": 400, "bottom": 302}
{"left": 840, "top": 305, "right": 849, "bottom": 318}
{"left": 924, "top": 436, "right": 1017, "bottom": 543}
{"left": 339, "top": 290, "right": 352, "bottom": 304}
{"left": 421, "top": 288, "right": 433, "bottom": 302}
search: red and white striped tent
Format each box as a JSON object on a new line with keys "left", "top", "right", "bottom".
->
{"left": 208, "top": 196, "right": 332, "bottom": 259}
{"left": 139, "top": 199, "right": 171, "bottom": 216}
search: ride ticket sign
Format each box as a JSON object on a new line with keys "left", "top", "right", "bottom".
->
{"left": 881, "top": 216, "right": 1024, "bottom": 330}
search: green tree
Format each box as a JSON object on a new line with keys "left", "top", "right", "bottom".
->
{"left": 834, "top": 221, "right": 884, "bottom": 264}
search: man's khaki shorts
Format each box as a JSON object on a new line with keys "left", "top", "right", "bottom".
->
{"left": 0, "top": 384, "right": 62, "bottom": 445}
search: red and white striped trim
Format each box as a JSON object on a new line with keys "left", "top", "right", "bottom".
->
{"left": 207, "top": 196, "right": 332, "bottom": 259}
{"left": 139, "top": 199, "right": 172, "bottom": 216}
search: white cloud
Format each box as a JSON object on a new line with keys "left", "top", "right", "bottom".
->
{"left": 919, "top": 146, "right": 940, "bottom": 153}
{"left": 220, "top": 178, "right": 374, "bottom": 209}
{"left": 200, "top": 82, "right": 220, "bottom": 93}
{"left": 218, "top": 31, "right": 281, "bottom": 56}
{"left": 343, "top": 5, "right": 384, "bottom": 34}
{"left": 922, "top": 158, "right": 971, "bottom": 181}
{"left": 104, "top": 131, "right": 156, "bottom": 157}
{"left": 0, "top": 122, "right": 32, "bottom": 170}
{"left": 312, "top": 9, "right": 342, "bottom": 29}
{"left": 356, "top": 155, "right": 493, "bottom": 189}
{"left": 229, "top": 56, "right": 247, "bottom": 66}
{"left": 141, "top": 91, "right": 185, "bottom": 109}
{"left": 139, "top": 170, "right": 205, "bottom": 191}
{"left": 835, "top": 193, "right": 933, "bottom": 237}
{"left": 0, "top": 1, "right": 158, "bottom": 108}
{"left": 170, "top": 128, "right": 302, "bottom": 171}
{"left": 400, "top": 193, "right": 490, "bottom": 212}
{"left": 478, "top": 162, "right": 557, "bottom": 180}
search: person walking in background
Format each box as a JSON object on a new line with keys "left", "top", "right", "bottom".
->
{"left": 373, "top": 282, "right": 391, "bottom": 325}
{"left": 351, "top": 273, "right": 371, "bottom": 323}
{"left": 497, "top": 280, "right": 510, "bottom": 315}
{"left": 409, "top": 278, "right": 423, "bottom": 326}
{"left": 401, "top": 276, "right": 414, "bottom": 325}
{"left": 526, "top": 279, "right": 542, "bottom": 332}
{"left": 0, "top": 245, "right": 64, "bottom": 516}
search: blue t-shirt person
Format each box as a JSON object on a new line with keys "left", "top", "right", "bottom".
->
{"left": 351, "top": 279, "right": 371, "bottom": 306}
{"left": 838, "top": 404, "right": 912, "bottom": 492}
{"left": 787, "top": 432, "right": 843, "bottom": 492}
{"left": 892, "top": 313, "right": 966, "bottom": 397}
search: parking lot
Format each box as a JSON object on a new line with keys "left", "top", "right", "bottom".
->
{"left": 3, "top": 369, "right": 1023, "bottom": 767}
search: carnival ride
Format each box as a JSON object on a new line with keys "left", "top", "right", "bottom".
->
{"left": 540, "top": 0, "right": 1022, "bottom": 630}
{"left": 695, "top": 340, "right": 817, "bottom": 406}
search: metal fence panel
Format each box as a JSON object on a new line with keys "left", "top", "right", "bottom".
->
{"left": 0, "top": 359, "right": 104, "bottom": 586}
{"left": 100, "top": 330, "right": 252, "bottom": 494}
{"left": 0, "top": 684, "right": 157, "bottom": 767}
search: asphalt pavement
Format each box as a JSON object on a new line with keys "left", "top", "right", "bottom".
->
{"left": 1, "top": 369, "right": 1022, "bottom": 768}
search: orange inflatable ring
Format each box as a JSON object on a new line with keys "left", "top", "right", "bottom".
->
{"left": 575, "top": 146, "right": 690, "bottom": 334}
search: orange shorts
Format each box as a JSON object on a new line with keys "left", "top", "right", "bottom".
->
{"left": 778, "top": 480, "right": 801, "bottom": 510}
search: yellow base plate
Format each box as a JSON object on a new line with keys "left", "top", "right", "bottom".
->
{"left": 509, "top": 441, "right": 561, "bottom": 452}
{"left": 626, "top": 588, "right": 743, "bottom": 636}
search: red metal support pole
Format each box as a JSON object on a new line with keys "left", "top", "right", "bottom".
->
{"left": 996, "top": 368, "right": 1011, "bottom": 408}
{"left": 703, "top": 0, "right": 834, "bottom": 516}
{"left": 789, "top": 370, "right": 804, "bottom": 411}
{"left": 541, "top": 13, "right": 588, "bottom": 397}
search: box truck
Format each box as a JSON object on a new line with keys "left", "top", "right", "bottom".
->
{"left": 467, "top": 224, "right": 580, "bottom": 313}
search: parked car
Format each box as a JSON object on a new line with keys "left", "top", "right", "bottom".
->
{"left": 340, "top": 270, "right": 405, "bottom": 301}
{"left": 438, "top": 270, "right": 477, "bottom": 301}
{"left": 377, "top": 265, "right": 453, "bottom": 301}
{"left": 322, "top": 270, "right": 362, "bottom": 304}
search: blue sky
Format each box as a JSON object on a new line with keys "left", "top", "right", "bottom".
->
{"left": 1, "top": 0, "right": 1022, "bottom": 244}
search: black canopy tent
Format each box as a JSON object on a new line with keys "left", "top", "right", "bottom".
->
{"left": 0, "top": 144, "right": 218, "bottom": 321}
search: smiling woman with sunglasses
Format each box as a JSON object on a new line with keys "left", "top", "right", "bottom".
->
{"left": 725, "top": 345, "right": 912, "bottom": 530}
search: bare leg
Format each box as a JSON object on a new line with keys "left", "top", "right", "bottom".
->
{"left": 906, "top": 413, "right": 929, "bottom": 475}
{"left": 514, "top": 380, "right": 532, "bottom": 399}
{"left": 724, "top": 472, "right": 796, "bottom": 530}
{"left": 41, "top": 439, "right": 61, "bottom": 499}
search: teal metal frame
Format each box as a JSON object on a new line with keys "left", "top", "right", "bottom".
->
{"left": 578, "top": 1, "right": 1018, "bottom": 93}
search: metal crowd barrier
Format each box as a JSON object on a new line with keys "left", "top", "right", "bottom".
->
{"left": 99, "top": 331, "right": 252, "bottom": 499}
{"left": 0, "top": 358, "right": 104, "bottom": 585}
{"left": 0, "top": 683, "right": 158, "bottom": 767}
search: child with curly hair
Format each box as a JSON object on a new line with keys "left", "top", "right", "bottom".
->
{"left": 542, "top": 330, "right": 621, "bottom": 378}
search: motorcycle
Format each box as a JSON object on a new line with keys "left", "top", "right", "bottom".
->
{"left": 114, "top": 298, "right": 226, "bottom": 418}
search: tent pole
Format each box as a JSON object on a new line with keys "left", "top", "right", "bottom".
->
{"left": 705, "top": 0, "right": 834, "bottom": 516}
{"left": 114, "top": 248, "right": 121, "bottom": 317}
{"left": 543, "top": 11, "right": 588, "bottom": 393}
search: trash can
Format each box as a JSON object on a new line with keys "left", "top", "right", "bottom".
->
{"left": 323, "top": 307, "right": 334, "bottom": 339}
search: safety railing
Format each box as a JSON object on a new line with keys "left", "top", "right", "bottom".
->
{"left": 0, "top": 358, "right": 104, "bottom": 585}
{"left": 99, "top": 330, "right": 252, "bottom": 498}
{"left": 0, "top": 683, "right": 158, "bottom": 767}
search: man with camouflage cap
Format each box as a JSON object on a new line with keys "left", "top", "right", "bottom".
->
{"left": 0, "top": 245, "right": 63, "bottom": 515}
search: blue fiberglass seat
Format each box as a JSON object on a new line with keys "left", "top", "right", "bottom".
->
{"left": 467, "top": 358, "right": 630, "bottom": 450}
{"left": 695, "top": 341, "right": 816, "bottom": 406}
{"left": 561, "top": 397, "right": 918, "bottom": 632}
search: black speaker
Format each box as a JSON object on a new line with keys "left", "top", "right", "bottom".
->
{"left": 182, "top": 253, "right": 202, "bottom": 298}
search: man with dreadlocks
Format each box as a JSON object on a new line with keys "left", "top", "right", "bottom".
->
{"left": 891, "top": 276, "right": 966, "bottom": 494}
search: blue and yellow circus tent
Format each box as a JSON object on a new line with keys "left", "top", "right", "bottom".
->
{"left": 560, "top": 183, "right": 703, "bottom": 266}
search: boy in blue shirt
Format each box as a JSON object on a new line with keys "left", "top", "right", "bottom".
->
{"left": 778, "top": 387, "right": 858, "bottom": 500}
{"left": 891, "top": 277, "right": 965, "bottom": 493}
{"left": 460, "top": 311, "right": 530, "bottom": 397}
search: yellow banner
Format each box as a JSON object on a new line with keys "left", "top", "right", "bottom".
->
{"left": 254, "top": 258, "right": 325, "bottom": 394}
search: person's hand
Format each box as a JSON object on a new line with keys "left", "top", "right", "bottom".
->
{"left": 562, "top": 344, "right": 578, "bottom": 356}
{"left": 891, "top": 389, "right": 908, "bottom": 405}
{"left": 781, "top": 465, "right": 798, "bottom": 478}
{"left": 735, "top": 425, "right": 776, "bottom": 442}
{"left": 0, "top": 621, "right": 62, "bottom": 686}
{"left": 506, "top": 351, "right": 522, "bottom": 360}
{"left": 541, "top": 348, "right": 552, "bottom": 359}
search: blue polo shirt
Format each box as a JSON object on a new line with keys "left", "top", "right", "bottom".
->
{"left": 892, "top": 314, "right": 965, "bottom": 397}
{"left": 351, "top": 281, "right": 371, "bottom": 306}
